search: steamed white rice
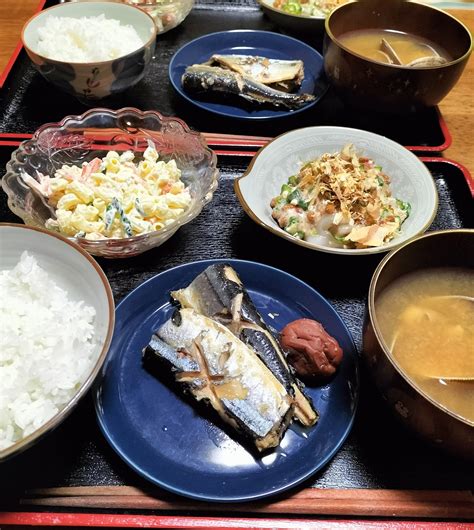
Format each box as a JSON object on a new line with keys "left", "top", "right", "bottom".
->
{"left": 36, "top": 14, "right": 144, "bottom": 62}
{"left": 0, "top": 252, "right": 98, "bottom": 451}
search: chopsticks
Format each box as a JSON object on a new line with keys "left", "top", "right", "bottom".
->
{"left": 20, "top": 486, "right": 474, "bottom": 519}
{"left": 0, "top": 131, "right": 270, "bottom": 156}
{"left": 204, "top": 132, "right": 271, "bottom": 147}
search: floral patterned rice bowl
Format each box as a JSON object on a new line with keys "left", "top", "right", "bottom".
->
{"left": 21, "top": 1, "right": 157, "bottom": 100}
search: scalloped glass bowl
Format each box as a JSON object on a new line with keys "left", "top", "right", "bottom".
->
{"left": 124, "top": 0, "right": 195, "bottom": 34}
{"left": 1, "top": 108, "right": 219, "bottom": 258}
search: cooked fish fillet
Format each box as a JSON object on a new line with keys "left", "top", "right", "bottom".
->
{"left": 207, "top": 54, "right": 304, "bottom": 91}
{"left": 143, "top": 308, "right": 294, "bottom": 451}
{"left": 181, "top": 64, "right": 315, "bottom": 110}
{"left": 171, "top": 264, "right": 319, "bottom": 428}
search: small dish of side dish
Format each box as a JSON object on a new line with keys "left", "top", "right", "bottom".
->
{"left": 95, "top": 259, "right": 358, "bottom": 501}
{"left": 169, "top": 30, "right": 328, "bottom": 120}
{"left": 1, "top": 108, "right": 219, "bottom": 258}
{"left": 0, "top": 223, "right": 114, "bottom": 462}
{"left": 257, "top": 0, "right": 348, "bottom": 35}
{"left": 235, "top": 126, "right": 438, "bottom": 255}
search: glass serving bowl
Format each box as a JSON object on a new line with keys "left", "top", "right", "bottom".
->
{"left": 62, "top": 0, "right": 194, "bottom": 34}
{"left": 2, "top": 108, "right": 219, "bottom": 259}
{"left": 123, "top": 0, "right": 195, "bottom": 34}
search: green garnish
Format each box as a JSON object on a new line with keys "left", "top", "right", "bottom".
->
{"left": 282, "top": 0, "right": 302, "bottom": 14}
{"left": 287, "top": 189, "right": 301, "bottom": 204}
{"left": 396, "top": 199, "right": 412, "bottom": 217}
{"left": 288, "top": 175, "right": 299, "bottom": 186}
{"left": 285, "top": 216, "right": 300, "bottom": 235}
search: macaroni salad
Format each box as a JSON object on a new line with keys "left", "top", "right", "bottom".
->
{"left": 22, "top": 143, "right": 192, "bottom": 240}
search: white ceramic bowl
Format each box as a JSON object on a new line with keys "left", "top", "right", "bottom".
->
{"left": 0, "top": 223, "right": 115, "bottom": 461}
{"left": 22, "top": 2, "right": 157, "bottom": 100}
{"left": 257, "top": 0, "right": 348, "bottom": 36}
{"left": 235, "top": 126, "right": 438, "bottom": 256}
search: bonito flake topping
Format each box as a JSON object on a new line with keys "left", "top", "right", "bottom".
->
{"left": 270, "top": 144, "right": 411, "bottom": 249}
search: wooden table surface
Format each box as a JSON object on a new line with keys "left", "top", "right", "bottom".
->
{"left": 0, "top": 2, "right": 472, "bottom": 171}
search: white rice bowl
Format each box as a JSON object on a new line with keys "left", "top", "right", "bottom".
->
{"left": 36, "top": 14, "right": 144, "bottom": 63}
{"left": 0, "top": 225, "right": 114, "bottom": 459}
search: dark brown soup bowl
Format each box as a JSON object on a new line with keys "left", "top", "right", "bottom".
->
{"left": 363, "top": 229, "right": 474, "bottom": 460}
{"left": 324, "top": 0, "right": 472, "bottom": 112}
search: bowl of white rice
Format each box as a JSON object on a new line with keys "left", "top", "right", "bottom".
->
{"left": 21, "top": 1, "right": 157, "bottom": 100}
{"left": 0, "top": 223, "right": 115, "bottom": 461}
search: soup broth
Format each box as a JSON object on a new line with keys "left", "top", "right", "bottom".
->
{"left": 339, "top": 29, "right": 452, "bottom": 65}
{"left": 375, "top": 267, "right": 474, "bottom": 423}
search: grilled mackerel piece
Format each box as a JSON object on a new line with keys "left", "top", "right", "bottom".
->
{"left": 206, "top": 54, "right": 305, "bottom": 92}
{"left": 171, "top": 264, "right": 319, "bottom": 428}
{"left": 181, "top": 65, "right": 316, "bottom": 110}
{"left": 143, "top": 308, "right": 294, "bottom": 451}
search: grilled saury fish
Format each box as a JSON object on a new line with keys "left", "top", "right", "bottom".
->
{"left": 206, "top": 54, "right": 305, "bottom": 92}
{"left": 171, "top": 264, "right": 319, "bottom": 428}
{"left": 181, "top": 64, "right": 316, "bottom": 110}
{"left": 143, "top": 308, "right": 294, "bottom": 451}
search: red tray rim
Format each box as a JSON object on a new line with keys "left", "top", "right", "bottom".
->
{"left": 0, "top": 138, "right": 470, "bottom": 196}
{"left": 0, "top": 512, "right": 472, "bottom": 529}
{"left": 0, "top": 107, "right": 453, "bottom": 154}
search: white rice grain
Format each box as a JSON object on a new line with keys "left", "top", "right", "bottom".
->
{"left": 0, "top": 252, "right": 97, "bottom": 451}
{"left": 36, "top": 14, "right": 144, "bottom": 62}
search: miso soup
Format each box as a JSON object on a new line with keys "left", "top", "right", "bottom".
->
{"left": 375, "top": 267, "right": 474, "bottom": 423}
{"left": 339, "top": 29, "right": 452, "bottom": 65}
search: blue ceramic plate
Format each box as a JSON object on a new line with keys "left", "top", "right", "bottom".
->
{"left": 95, "top": 259, "right": 358, "bottom": 502}
{"left": 168, "top": 30, "right": 328, "bottom": 120}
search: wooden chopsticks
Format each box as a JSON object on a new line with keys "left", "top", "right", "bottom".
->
{"left": 20, "top": 486, "right": 474, "bottom": 519}
{"left": 203, "top": 132, "right": 271, "bottom": 147}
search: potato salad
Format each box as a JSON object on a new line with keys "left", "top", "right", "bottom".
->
{"left": 270, "top": 145, "right": 411, "bottom": 249}
{"left": 22, "top": 143, "right": 191, "bottom": 240}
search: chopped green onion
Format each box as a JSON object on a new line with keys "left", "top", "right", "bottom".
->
{"left": 282, "top": 0, "right": 302, "bottom": 14}
{"left": 274, "top": 197, "right": 286, "bottom": 209}
{"left": 298, "top": 198, "right": 309, "bottom": 210}
{"left": 287, "top": 216, "right": 299, "bottom": 226}
{"left": 285, "top": 216, "right": 300, "bottom": 235}
{"left": 396, "top": 199, "right": 412, "bottom": 217}
{"left": 287, "top": 189, "right": 301, "bottom": 204}
{"left": 288, "top": 175, "right": 299, "bottom": 186}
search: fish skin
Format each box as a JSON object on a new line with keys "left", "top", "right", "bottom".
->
{"left": 171, "top": 264, "right": 319, "bottom": 427}
{"left": 144, "top": 308, "right": 293, "bottom": 450}
{"left": 181, "top": 64, "right": 316, "bottom": 110}
{"left": 146, "top": 334, "right": 199, "bottom": 372}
